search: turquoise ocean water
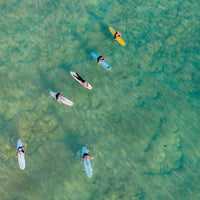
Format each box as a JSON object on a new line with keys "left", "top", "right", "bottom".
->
{"left": 0, "top": 0, "right": 199, "bottom": 199}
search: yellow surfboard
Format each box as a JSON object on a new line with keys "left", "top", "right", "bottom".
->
{"left": 109, "top": 27, "right": 126, "bottom": 46}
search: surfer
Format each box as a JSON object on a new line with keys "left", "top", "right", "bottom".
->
{"left": 56, "top": 92, "right": 62, "bottom": 103}
{"left": 82, "top": 153, "right": 93, "bottom": 161}
{"left": 97, "top": 56, "right": 105, "bottom": 64}
{"left": 114, "top": 31, "right": 121, "bottom": 40}
{"left": 16, "top": 143, "right": 27, "bottom": 157}
{"left": 74, "top": 72, "right": 88, "bottom": 87}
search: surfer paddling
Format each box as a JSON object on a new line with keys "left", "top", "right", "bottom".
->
{"left": 82, "top": 152, "right": 94, "bottom": 161}
{"left": 55, "top": 92, "right": 63, "bottom": 103}
{"left": 74, "top": 72, "right": 88, "bottom": 87}
{"left": 97, "top": 56, "right": 105, "bottom": 64}
{"left": 114, "top": 31, "right": 121, "bottom": 40}
{"left": 16, "top": 143, "right": 27, "bottom": 157}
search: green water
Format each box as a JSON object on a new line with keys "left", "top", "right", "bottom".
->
{"left": 0, "top": 0, "right": 199, "bottom": 199}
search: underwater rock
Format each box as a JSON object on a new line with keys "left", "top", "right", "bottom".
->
{"left": 143, "top": 131, "right": 183, "bottom": 174}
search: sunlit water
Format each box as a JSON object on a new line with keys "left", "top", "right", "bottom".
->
{"left": 0, "top": 0, "right": 199, "bottom": 199}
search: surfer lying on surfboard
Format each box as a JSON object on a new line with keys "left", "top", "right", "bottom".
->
{"left": 16, "top": 143, "right": 27, "bottom": 157}
{"left": 82, "top": 152, "right": 94, "bottom": 161}
{"left": 114, "top": 31, "right": 121, "bottom": 40}
{"left": 56, "top": 92, "right": 63, "bottom": 103}
{"left": 73, "top": 72, "right": 88, "bottom": 87}
{"left": 97, "top": 56, "right": 105, "bottom": 64}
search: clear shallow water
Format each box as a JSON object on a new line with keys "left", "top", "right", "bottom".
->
{"left": 0, "top": 0, "right": 200, "bottom": 199}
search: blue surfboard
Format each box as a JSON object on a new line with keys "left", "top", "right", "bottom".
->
{"left": 82, "top": 147, "right": 92, "bottom": 178}
{"left": 91, "top": 52, "right": 111, "bottom": 70}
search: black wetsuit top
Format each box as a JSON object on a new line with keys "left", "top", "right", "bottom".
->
{"left": 56, "top": 93, "right": 61, "bottom": 100}
{"left": 82, "top": 153, "right": 89, "bottom": 159}
{"left": 114, "top": 32, "right": 117, "bottom": 39}
{"left": 75, "top": 73, "right": 85, "bottom": 83}
{"left": 97, "top": 56, "right": 104, "bottom": 63}
{"left": 114, "top": 32, "right": 121, "bottom": 39}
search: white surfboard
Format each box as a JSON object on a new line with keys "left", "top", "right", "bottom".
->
{"left": 70, "top": 71, "right": 92, "bottom": 89}
{"left": 49, "top": 89, "right": 74, "bottom": 106}
{"left": 17, "top": 139, "right": 25, "bottom": 170}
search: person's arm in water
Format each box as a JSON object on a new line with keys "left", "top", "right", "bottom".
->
{"left": 23, "top": 144, "right": 27, "bottom": 155}
{"left": 87, "top": 154, "right": 94, "bottom": 160}
{"left": 57, "top": 99, "right": 61, "bottom": 103}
